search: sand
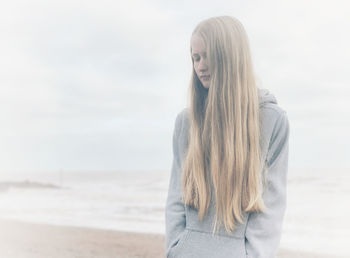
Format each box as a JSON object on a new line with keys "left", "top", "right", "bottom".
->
{"left": 0, "top": 219, "right": 333, "bottom": 258}
{"left": 0, "top": 219, "right": 164, "bottom": 258}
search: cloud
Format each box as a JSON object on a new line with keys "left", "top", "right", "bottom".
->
{"left": 1, "top": 0, "right": 350, "bottom": 172}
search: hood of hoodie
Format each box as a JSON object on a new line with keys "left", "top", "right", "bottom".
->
{"left": 258, "top": 88, "right": 277, "bottom": 107}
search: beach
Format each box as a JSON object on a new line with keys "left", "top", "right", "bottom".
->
{"left": 0, "top": 219, "right": 337, "bottom": 258}
{"left": 0, "top": 169, "right": 349, "bottom": 257}
{"left": 0, "top": 219, "right": 164, "bottom": 258}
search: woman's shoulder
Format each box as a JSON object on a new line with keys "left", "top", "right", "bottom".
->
{"left": 174, "top": 88, "right": 289, "bottom": 135}
{"left": 258, "top": 87, "right": 288, "bottom": 123}
{"left": 173, "top": 108, "right": 190, "bottom": 139}
{"left": 258, "top": 88, "right": 289, "bottom": 156}
{"left": 175, "top": 89, "right": 287, "bottom": 121}
{"left": 175, "top": 107, "right": 190, "bottom": 127}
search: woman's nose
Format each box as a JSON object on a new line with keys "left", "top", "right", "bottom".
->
{"left": 199, "top": 59, "right": 208, "bottom": 71}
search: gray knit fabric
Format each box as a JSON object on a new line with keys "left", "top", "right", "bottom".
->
{"left": 165, "top": 88, "right": 290, "bottom": 258}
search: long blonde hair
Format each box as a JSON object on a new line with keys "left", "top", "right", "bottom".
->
{"left": 182, "top": 16, "right": 267, "bottom": 235}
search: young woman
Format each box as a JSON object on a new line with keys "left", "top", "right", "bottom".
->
{"left": 165, "top": 16, "right": 290, "bottom": 258}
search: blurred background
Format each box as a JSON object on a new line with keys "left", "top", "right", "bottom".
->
{"left": 0, "top": 0, "right": 349, "bottom": 257}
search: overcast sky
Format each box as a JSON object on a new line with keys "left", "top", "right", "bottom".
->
{"left": 1, "top": 0, "right": 349, "bottom": 173}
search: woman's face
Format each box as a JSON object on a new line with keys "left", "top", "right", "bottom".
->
{"left": 191, "top": 34, "right": 210, "bottom": 89}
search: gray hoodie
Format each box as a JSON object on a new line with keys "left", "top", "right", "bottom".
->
{"left": 165, "top": 88, "right": 290, "bottom": 258}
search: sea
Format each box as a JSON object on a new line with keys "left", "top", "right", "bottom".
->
{"left": 0, "top": 168, "right": 349, "bottom": 257}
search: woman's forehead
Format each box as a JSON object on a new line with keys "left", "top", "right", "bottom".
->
{"left": 191, "top": 35, "right": 206, "bottom": 54}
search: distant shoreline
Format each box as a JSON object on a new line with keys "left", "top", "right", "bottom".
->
{"left": 0, "top": 219, "right": 336, "bottom": 258}
{"left": 0, "top": 181, "right": 63, "bottom": 192}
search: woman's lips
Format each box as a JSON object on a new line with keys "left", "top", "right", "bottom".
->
{"left": 200, "top": 75, "right": 210, "bottom": 81}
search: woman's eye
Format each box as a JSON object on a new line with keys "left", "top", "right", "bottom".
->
{"left": 192, "top": 54, "right": 200, "bottom": 62}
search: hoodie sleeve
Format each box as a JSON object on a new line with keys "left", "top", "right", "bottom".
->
{"left": 165, "top": 112, "right": 186, "bottom": 256}
{"left": 245, "top": 110, "right": 290, "bottom": 258}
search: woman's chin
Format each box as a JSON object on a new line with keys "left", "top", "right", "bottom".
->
{"left": 201, "top": 82, "right": 210, "bottom": 89}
